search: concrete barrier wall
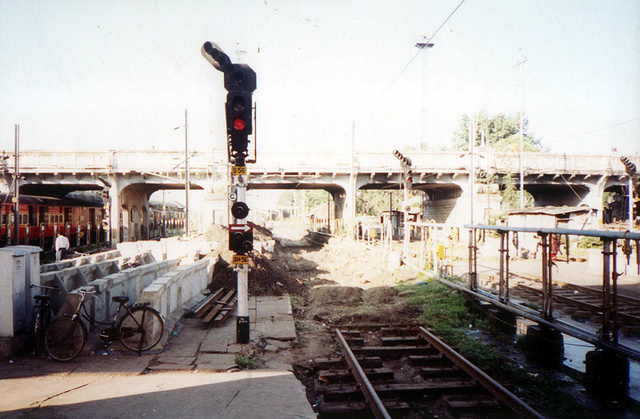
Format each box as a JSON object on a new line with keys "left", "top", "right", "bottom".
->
{"left": 39, "top": 252, "right": 155, "bottom": 312}
{"left": 40, "top": 250, "right": 122, "bottom": 273}
{"left": 139, "top": 257, "right": 216, "bottom": 320}
{"left": 59, "top": 258, "right": 181, "bottom": 323}
{"left": 117, "top": 239, "right": 215, "bottom": 263}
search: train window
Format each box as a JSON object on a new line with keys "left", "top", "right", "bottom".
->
{"left": 1, "top": 214, "right": 5, "bottom": 225}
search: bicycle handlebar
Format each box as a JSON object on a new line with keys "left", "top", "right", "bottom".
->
{"left": 77, "top": 289, "right": 101, "bottom": 300}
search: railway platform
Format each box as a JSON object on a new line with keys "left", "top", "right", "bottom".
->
{"left": 0, "top": 295, "right": 316, "bottom": 419}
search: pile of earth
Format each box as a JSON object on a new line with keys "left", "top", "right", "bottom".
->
{"left": 205, "top": 224, "right": 307, "bottom": 296}
{"left": 303, "top": 285, "right": 418, "bottom": 325}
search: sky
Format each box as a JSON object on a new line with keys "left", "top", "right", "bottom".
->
{"left": 1, "top": 0, "right": 639, "bottom": 157}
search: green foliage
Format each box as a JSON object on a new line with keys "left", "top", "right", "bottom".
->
{"left": 356, "top": 190, "right": 403, "bottom": 216}
{"left": 278, "top": 190, "right": 331, "bottom": 213}
{"left": 576, "top": 236, "right": 603, "bottom": 249}
{"left": 234, "top": 354, "right": 258, "bottom": 369}
{"left": 451, "top": 112, "right": 543, "bottom": 152}
{"left": 500, "top": 172, "right": 534, "bottom": 210}
{"left": 398, "top": 280, "right": 590, "bottom": 416}
{"left": 501, "top": 173, "right": 520, "bottom": 209}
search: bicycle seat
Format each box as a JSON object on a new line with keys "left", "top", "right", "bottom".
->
{"left": 112, "top": 296, "right": 129, "bottom": 304}
{"left": 34, "top": 295, "right": 51, "bottom": 303}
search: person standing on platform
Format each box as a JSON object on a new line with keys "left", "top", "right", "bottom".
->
{"left": 55, "top": 232, "right": 70, "bottom": 262}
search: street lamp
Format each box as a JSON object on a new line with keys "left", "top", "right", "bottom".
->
{"left": 174, "top": 109, "right": 189, "bottom": 237}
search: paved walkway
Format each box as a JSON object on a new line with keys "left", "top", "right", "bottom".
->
{"left": 0, "top": 296, "right": 315, "bottom": 419}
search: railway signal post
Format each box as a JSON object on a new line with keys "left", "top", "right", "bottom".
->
{"left": 202, "top": 42, "right": 257, "bottom": 344}
{"left": 393, "top": 150, "right": 413, "bottom": 258}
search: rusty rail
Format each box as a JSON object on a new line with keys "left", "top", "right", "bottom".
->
{"left": 335, "top": 328, "right": 390, "bottom": 419}
{"left": 417, "top": 326, "right": 544, "bottom": 419}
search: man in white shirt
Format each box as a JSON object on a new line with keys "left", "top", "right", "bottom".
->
{"left": 55, "top": 233, "right": 70, "bottom": 262}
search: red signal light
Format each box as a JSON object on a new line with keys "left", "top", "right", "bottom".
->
{"left": 233, "top": 118, "right": 246, "bottom": 131}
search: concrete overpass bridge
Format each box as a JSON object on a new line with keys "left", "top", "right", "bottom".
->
{"left": 1, "top": 150, "right": 637, "bottom": 243}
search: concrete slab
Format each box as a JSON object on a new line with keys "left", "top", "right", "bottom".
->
{"left": 195, "top": 353, "right": 237, "bottom": 371}
{"left": 149, "top": 357, "right": 195, "bottom": 371}
{"left": 0, "top": 370, "right": 316, "bottom": 418}
{"left": 250, "top": 296, "right": 297, "bottom": 341}
{"left": 161, "top": 342, "right": 201, "bottom": 357}
{"left": 200, "top": 321, "right": 236, "bottom": 353}
{"left": 0, "top": 293, "right": 315, "bottom": 418}
{"left": 253, "top": 313, "right": 297, "bottom": 341}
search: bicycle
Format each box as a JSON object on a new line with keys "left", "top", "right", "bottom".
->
{"left": 45, "top": 289, "right": 164, "bottom": 362}
{"left": 31, "top": 284, "right": 59, "bottom": 356}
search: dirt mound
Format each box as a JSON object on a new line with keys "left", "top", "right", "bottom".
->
{"left": 306, "top": 284, "right": 413, "bottom": 325}
{"left": 207, "top": 252, "right": 306, "bottom": 297}
{"left": 363, "top": 286, "right": 399, "bottom": 305}
{"left": 309, "top": 286, "right": 363, "bottom": 306}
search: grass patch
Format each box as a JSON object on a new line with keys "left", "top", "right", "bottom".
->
{"left": 234, "top": 354, "right": 258, "bottom": 369}
{"left": 398, "top": 278, "right": 592, "bottom": 417}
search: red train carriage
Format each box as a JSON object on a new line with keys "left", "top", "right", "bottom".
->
{"left": 0, "top": 193, "right": 106, "bottom": 251}
{"left": 148, "top": 200, "right": 185, "bottom": 239}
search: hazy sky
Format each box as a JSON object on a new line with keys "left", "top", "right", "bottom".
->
{"left": 1, "top": 0, "right": 639, "bottom": 156}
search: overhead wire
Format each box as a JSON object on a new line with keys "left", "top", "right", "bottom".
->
{"left": 382, "top": 0, "right": 467, "bottom": 95}
{"left": 545, "top": 117, "right": 640, "bottom": 147}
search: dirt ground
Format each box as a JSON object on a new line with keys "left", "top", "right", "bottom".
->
{"left": 205, "top": 224, "right": 424, "bottom": 365}
{"left": 205, "top": 223, "right": 640, "bottom": 418}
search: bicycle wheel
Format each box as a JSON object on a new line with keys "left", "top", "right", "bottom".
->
{"left": 45, "top": 315, "right": 87, "bottom": 362}
{"left": 118, "top": 306, "right": 164, "bottom": 352}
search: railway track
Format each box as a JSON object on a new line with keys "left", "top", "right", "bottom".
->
{"left": 309, "top": 324, "right": 542, "bottom": 418}
{"left": 477, "top": 265, "right": 640, "bottom": 329}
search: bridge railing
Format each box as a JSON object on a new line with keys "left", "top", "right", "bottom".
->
{"left": 5, "top": 150, "right": 637, "bottom": 176}
{"left": 8, "top": 150, "right": 219, "bottom": 173}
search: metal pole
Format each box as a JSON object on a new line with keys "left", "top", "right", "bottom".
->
{"left": 602, "top": 239, "right": 612, "bottom": 342}
{"left": 416, "top": 40, "right": 434, "bottom": 150}
{"left": 468, "top": 116, "right": 476, "bottom": 289}
{"left": 612, "top": 239, "right": 619, "bottom": 344}
{"left": 184, "top": 109, "right": 189, "bottom": 237}
{"left": 540, "top": 234, "right": 550, "bottom": 319}
{"left": 629, "top": 178, "right": 634, "bottom": 231}
{"left": 499, "top": 231, "right": 505, "bottom": 302}
{"left": 514, "top": 53, "right": 527, "bottom": 210}
{"left": 13, "top": 124, "right": 20, "bottom": 245}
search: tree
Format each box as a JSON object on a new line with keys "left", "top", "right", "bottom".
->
{"left": 278, "top": 190, "right": 329, "bottom": 213}
{"left": 500, "top": 172, "right": 534, "bottom": 210}
{"left": 356, "top": 190, "right": 403, "bottom": 216}
{"left": 451, "top": 112, "right": 543, "bottom": 152}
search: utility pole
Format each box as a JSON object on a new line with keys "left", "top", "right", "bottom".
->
{"left": 13, "top": 124, "right": 20, "bottom": 245}
{"left": 174, "top": 110, "right": 189, "bottom": 237}
{"left": 468, "top": 115, "right": 477, "bottom": 289}
{"left": 184, "top": 109, "right": 189, "bottom": 237}
{"left": 513, "top": 53, "right": 528, "bottom": 209}
{"left": 416, "top": 38, "right": 434, "bottom": 150}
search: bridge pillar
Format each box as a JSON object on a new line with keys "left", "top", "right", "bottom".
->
{"left": 331, "top": 190, "right": 346, "bottom": 225}
{"left": 581, "top": 176, "right": 606, "bottom": 215}
{"left": 108, "top": 177, "right": 121, "bottom": 246}
{"left": 120, "top": 186, "right": 150, "bottom": 242}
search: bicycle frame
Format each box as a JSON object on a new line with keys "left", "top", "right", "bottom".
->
{"left": 70, "top": 291, "right": 141, "bottom": 340}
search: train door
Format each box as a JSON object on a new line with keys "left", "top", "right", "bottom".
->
{"left": 89, "top": 208, "right": 96, "bottom": 243}
{"left": 141, "top": 206, "right": 148, "bottom": 240}
{"left": 28, "top": 205, "right": 36, "bottom": 245}
{"left": 39, "top": 205, "right": 47, "bottom": 248}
